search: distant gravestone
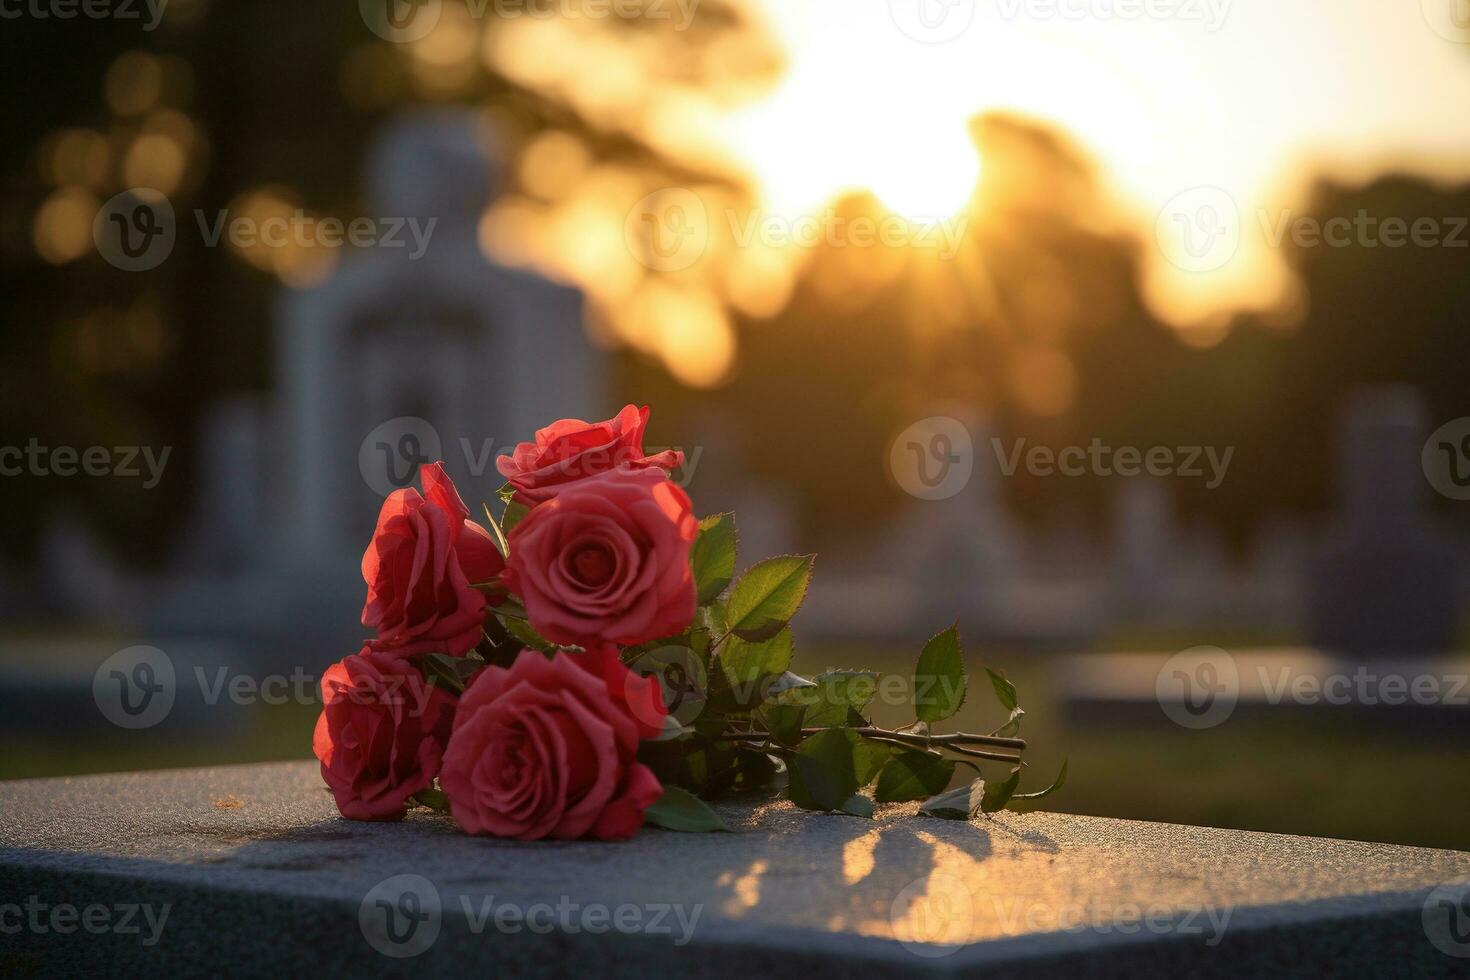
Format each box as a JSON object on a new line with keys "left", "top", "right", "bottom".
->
{"left": 276, "top": 110, "right": 599, "bottom": 571}
{"left": 1308, "top": 387, "right": 1461, "bottom": 657}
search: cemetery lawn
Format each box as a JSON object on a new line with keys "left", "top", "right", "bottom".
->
{"left": 3, "top": 642, "right": 1466, "bottom": 852}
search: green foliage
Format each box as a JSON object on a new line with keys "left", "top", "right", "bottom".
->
{"left": 788, "top": 728, "right": 862, "bottom": 812}
{"left": 761, "top": 703, "right": 805, "bottom": 746}
{"left": 920, "top": 779, "right": 986, "bottom": 820}
{"left": 981, "top": 768, "right": 1022, "bottom": 814}
{"left": 913, "top": 624, "right": 966, "bottom": 723}
{"left": 875, "top": 750, "right": 956, "bottom": 803}
{"left": 775, "top": 670, "right": 876, "bottom": 728}
{"left": 411, "top": 787, "right": 451, "bottom": 812}
{"left": 502, "top": 616, "right": 557, "bottom": 652}
{"left": 632, "top": 511, "right": 1059, "bottom": 822}
{"left": 644, "top": 786, "right": 730, "bottom": 832}
{"left": 720, "top": 628, "right": 793, "bottom": 699}
{"left": 419, "top": 652, "right": 483, "bottom": 694}
{"left": 481, "top": 502, "right": 511, "bottom": 560}
{"left": 1013, "top": 761, "right": 1068, "bottom": 803}
{"left": 690, "top": 513, "right": 737, "bottom": 604}
{"left": 723, "top": 555, "right": 814, "bottom": 642}
{"left": 501, "top": 499, "right": 531, "bottom": 535}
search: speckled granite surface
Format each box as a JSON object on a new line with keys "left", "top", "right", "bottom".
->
{"left": 2, "top": 761, "right": 1468, "bottom": 977}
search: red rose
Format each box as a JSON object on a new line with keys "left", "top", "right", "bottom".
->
{"left": 496, "top": 404, "right": 684, "bottom": 505}
{"left": 313, "top": 651, "right": 456, "bottom": 821}
{"left": 503, "top": 467, "right": 697, "bottom": 648}
{"left": 439, "top": 646, "right": 666, "bottom": 840}
{"left": 362, "top": 462, "right": 504, "bottom": 658}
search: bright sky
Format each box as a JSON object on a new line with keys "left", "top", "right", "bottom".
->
{"left": 720, "top": 0, "right": 1470, "bottom": 327}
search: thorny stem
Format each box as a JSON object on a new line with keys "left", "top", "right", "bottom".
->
{"left": 713, "top": 724, "right": 1026, "bottom": 765}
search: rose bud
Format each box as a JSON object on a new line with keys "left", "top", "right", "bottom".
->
{"left": 362, "top": 462, "right": 504, "bottom": 659}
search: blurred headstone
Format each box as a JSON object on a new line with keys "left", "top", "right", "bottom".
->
{"left": 1308, "top": 387, "right": 1461, "bottom": 657}
{"left": 172, "top": 395, "right": 275, "bottom": 571}
{"left": 277, "top": 109, "right": 599, "bottom": 572}
{"left": 1112, "top": 477, "right": 1174, "bottom": 614}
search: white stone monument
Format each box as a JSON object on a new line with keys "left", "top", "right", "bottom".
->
{"left": 276, "top": 109, "right": 599, "bottom": 572}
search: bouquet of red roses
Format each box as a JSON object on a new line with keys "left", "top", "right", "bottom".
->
{"left": 314, "top": 406, "right": 1062, "bottom": 840}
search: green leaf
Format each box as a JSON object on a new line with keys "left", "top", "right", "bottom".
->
{"left": 761, "top": 703, "right": 805, "bottom": 747}
{"left": 766, "top": 670, "right": 816, "bottom": 697}
{"left": 724, "top": 555, "right": 815, "bottom": 642}
{"left": 411, "top": 787, "right": 450, "bottom": 812}
{"left": 853, "top": 739, "right": 894, "bottom": 786}
{"left": 655, "top": 714, "right": 692, "bottom": 742}
{"left": 502, "top": 616, "right": 556, "bottom": 652}
{"left": 481, "top": 503, "right": 510, "bottom": 559}
{"left": 913, "top": 624, "right": 966, "bottom": 723}
{"left": 721, "top": 628, "right": 793, "bottom": 700}
{"left": 643, "top": 786, "right": 730, "bottom": 832}
{"left": 981, "top": 768, "right": 1022, "bottom": 814}
{"left": 920, "top": 778, "right": 985, "bottom": 820}
{"left": 1012, "top": 761, "right": 1068, "bottom": 803}
{"left": 501, "top": 499, "right": 531, "bottom": 535}
{"left": 420, "top": 653, "right": 468, "bottom": 694}
{"left": 875, "top": 750, "right": 956, "bottom": 803}
{"left": 701, "top": 601, "right": 729, "bottom": 638}
{"left": 989, "top": 712, "right": 1025, "bottom": 738}
{"left": 986, "top": 667, "right": 1019, "bottom": 713}
{"left": 839, "top": 794, "right": 874, "bottom": 818}
{"left": 788, "top": 728, "right": 861, "bottom": 812}
{"left": 690, "top": 513, "right": 737, "bottom": 605}
{"left": 775, "top": 670, "right": 877, "bottom": 729}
